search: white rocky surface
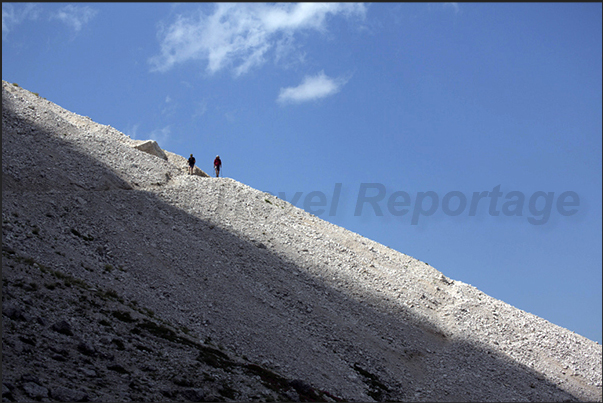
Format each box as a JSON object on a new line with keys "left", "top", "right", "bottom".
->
{"left": 2, "top": 80, "right": 602, "bottom": 402}
{"left": 132, "top": 140, "right": 168, "bottom": 161}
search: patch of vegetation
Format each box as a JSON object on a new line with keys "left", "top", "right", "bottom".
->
{"left": 111, "top": 310, "right": 137, "bottom": 323}
{"left": 265, "top": 199, "right": 272, "bottom": 204}
{"left": 4, "top": 251, "right": 92, "bottom": 292}
{"left": 49, "top": 270, "right": 89, "bottom": 288}
{"left": 45, "top": 282, "right": 60, "bottom": 290}
{"left": 70, "top": 228, "right": 94, "bottom": 241}
{"left": 135, "top": 319, "right": 189, "bottom": 345}
{"left": 196, "top": 345, "right": 234, "bottom": 369}
{"left": 104, "top": 264, "right": 113, "bottom": 272}
{"left": 244, "top": 364, "right": 289, "bottom": 393}
{"left": 66, "top": 276, "right": 89, "bottom": 288}
{"left": 352, "top": 363, "right": 389, "bottom": 402}
{"left": 9, "top": 278, "right": 39, "bottom": 291}
{"left": 96, "top": 288, "right": 124, "bottom": 303}
{"left": 242, "top": 364, "right": 336, "bottom": 401}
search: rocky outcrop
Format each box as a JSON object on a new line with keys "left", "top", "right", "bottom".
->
{"left": 133, "top": 139, "right": 169, "bottom": 161}
{"left": 2, "top": 80, "right": 602, "bottom": 402}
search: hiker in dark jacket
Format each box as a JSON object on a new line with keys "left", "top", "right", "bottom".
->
{"left": 214, "top": 155, "right": 222, "bottom": 177}
{"left": 188, "top": 154, "right": 196, "bottom": 175}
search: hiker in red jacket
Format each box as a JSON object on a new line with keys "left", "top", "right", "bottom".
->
{"left": 214, "top": 155, "right": 222, "bottom": 177}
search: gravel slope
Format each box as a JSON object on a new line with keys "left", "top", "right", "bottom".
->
{"left": 3, "top": 80, "right": 602, "bottom": 402}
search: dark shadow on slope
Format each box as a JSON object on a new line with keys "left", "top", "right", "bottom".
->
{"left": 2, "top": 94, "right": 589, "bottom": 402}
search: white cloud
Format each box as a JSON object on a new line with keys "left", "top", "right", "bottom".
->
{"left": 3, "top": 4, "right": 96, "bottom": 41}
{"left": 277, "top": 71, "right": 349, "bottom": 104}
{"left": 149, "top": 3, "right": 366, "bottom": 75}
{"left": 50, "top": 5, "right": 97, "bottom": 33}
{"left": 274, "top": 34, "right": 305, "bottom": 67}
{"left": 2, "top": 3, "right": 41, "bottom": 40}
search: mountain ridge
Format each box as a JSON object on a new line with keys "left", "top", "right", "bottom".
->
{"left": 2, "top": 80, "right": 601, "bottom": 402}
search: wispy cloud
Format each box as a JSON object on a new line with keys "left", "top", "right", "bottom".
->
{"left": 192, "top": 99, "right": 208, "bottom": 120}
{"left": 277, "top": 71, "right": 349, "bottom": 104}
{"left": 50, "top": 4, "right": 97, "bottom": 33}
{"left": 2, "top": 3, "right": 41, "bottom": 39}
{"left": 148, "top": 126, "right": 172, "bottom": 146}
{"left": 149, "top": 3, "right": 366, "bottom": 76}
{"left": 3, "top": 4, "right": 97, "bottom": 40}
{"left": 443, "top": 3, "right": 460, "bottom": 14}
{"left": 125, "top": 123, "right": 141, "bottom": 140}
{"left": 162, "top": 95, "right": 178, "bottom": 118}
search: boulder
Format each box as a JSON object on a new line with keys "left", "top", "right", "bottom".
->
{"left": 133, "top": 140, "right": 168, "bottom": 160}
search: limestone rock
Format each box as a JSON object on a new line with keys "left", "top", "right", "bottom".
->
{"left": 133, "top": 139, "right": 168, "bottom": 160}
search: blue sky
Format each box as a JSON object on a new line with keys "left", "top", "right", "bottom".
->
{"left": 3, "top": 3, "right": 601, "bottom": 344}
